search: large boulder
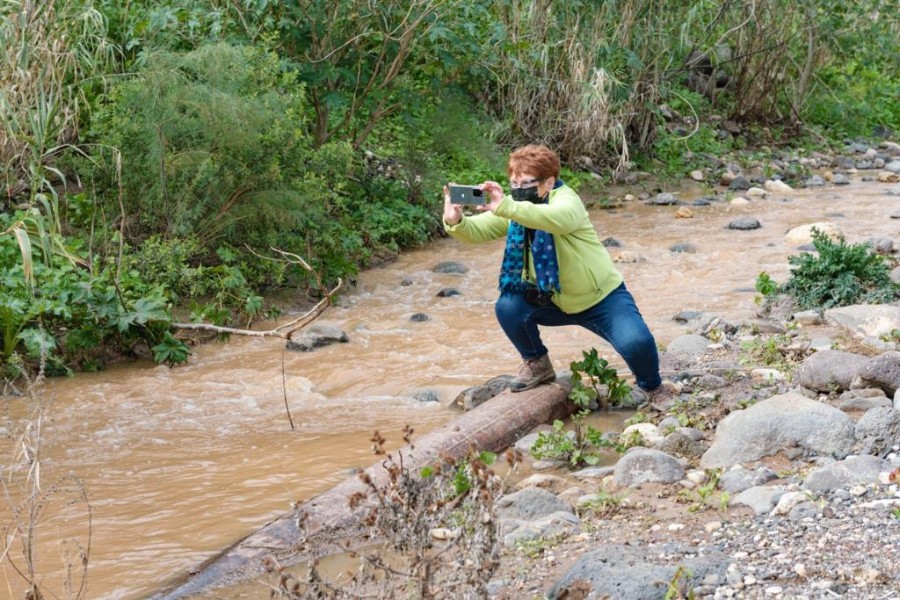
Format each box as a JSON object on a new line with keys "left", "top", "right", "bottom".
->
{"left": 700, "top": 392, "right": 856, "bottom": 468}
{"left": 612, "top": 448, "right": 685, "bottom": 487}
{"left": 286, "top": 323, "right": 349, "bottom": 352}
{"left": 795, "top": 350, "right": 869, "bottom": 393}
{"left": 547, "top": 543, "right": 728, "bottom": 600}
{"left": 854, "top": 407, "right": 900, "bottom": 457}
{"left": 801, "top": 455, "right": 891, "bottom": 492}
{"left": 857, "top": 351, "right": 900, "bottom": 396}
{"left": 824, "top": 305, "right": 900, "bottom": 339}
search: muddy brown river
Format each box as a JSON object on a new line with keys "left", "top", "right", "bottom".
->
{"left": 1, "top": 179, "right": 897, "bottom": 598}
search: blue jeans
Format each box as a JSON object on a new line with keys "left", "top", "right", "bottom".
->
{"left": 495, "top": 282, "right": 662, "bottom": 391}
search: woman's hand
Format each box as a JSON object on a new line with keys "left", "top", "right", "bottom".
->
{"left": 479, "top": 181, "right": 505, "bottom": 212}
{"left": 442, "top": 184, "right": 463, "bottom": 226}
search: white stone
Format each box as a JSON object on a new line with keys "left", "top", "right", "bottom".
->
{"left": 621, "top": 422, "right": 665, "bottom": 447}
{"left": 784, "top": 222, "right": 843, "bottom": 245}
{"left": 794, "top": 563, "right": 807, "bottom": 578}
{"left": 771, "top": 491, "right": 809, "bottom": 515}
{"left": 705, "top": 521, "right": 723, "bottom": 533}
{"left": 690, "top": 170, "right": 705, "bottom": 181}
{"left": 764, "top": 179, "right": 793, "bottom": 193}
{"left": 730, "top": 197, "right": 750, "bottom": 206}
{"left": 751, "top": 368, "right": 785, "bottom": 382}
{"left": 687, "top": 469, "right": 709, "bottom": 485}
{"left": 747, "top": 186, "right": 766, "bottom": 197}
{"left": 668, "top": 523, "right": 686, "bottom": 531}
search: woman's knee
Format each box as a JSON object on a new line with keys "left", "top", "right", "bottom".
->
{"left": 616, "top": 328, "right": 657, "bottom": 361}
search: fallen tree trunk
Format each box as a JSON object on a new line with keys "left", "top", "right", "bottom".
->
{"left": 152, "top": 380, "right": 575, "bottom": 599}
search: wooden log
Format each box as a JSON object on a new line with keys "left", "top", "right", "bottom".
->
{"left": 152, "top": 380, "right": 574, "bottom": 599}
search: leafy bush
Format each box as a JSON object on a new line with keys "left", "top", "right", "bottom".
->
{"left": 778, "top": 230, "right": 897, "bottom": 310}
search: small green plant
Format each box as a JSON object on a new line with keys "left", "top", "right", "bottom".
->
{"left": 739, "top": 334, "right": 795, "bottom": 370}
{"left": 778, "top": 229, "right": 898, "bottom": 310}
{"left": 665, "top": 565, "right": 696, "bottom": 600}
{"left": 569, "top": 348, "right": 632, "bottom": 409}
{"left": 677, "top": 469, "right": 726, "bottom": 513}
{"left": 754, "top": 271, "right": 778, "bottom": 305}
{"left": 578, "top": 490, "right": 630, "bottom": 518}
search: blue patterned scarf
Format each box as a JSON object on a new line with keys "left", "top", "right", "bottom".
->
{"left": 498, "top": 181, "right": 562, "bottom": 294}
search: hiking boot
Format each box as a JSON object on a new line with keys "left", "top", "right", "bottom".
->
{"left": 640, "top": 382, "right": 677, "bottom": 412}
{"left": 509, "top": 355, "right": 556, "bottom": 393}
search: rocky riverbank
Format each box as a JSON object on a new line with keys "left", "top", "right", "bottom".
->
{"left": 484, "top": 301, "right": 900, "bottom": 600}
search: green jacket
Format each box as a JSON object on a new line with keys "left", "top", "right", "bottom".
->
{"left": 444, "top": 184, "right": 623, "bottom": 313}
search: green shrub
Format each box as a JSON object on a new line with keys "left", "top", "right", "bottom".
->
{"left": 779, "top": 230, "right": 897, "bottom": 310}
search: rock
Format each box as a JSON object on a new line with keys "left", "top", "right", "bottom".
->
{"left": 669, "top": 242, "right": 697, "bottom": 253}
{"left": 412, "top": 390, "right": 440, "bottom": 403}
{"left": 690, "top": 170, "right": 705, "bottom": 181}
{"left": 795, "top": 349, "right": 869, "bottom": 393}
{"left": 783, "top": 222, "right": 842, "bottom": 245}
{"left": 613, "top": 448, "right": 686, "bottom": 487}
{"left": 825, "top": 305, "right": 900, "bottom": 339}
{"left": 675, "top": 206, "right": 694, "bottom": 218}
{"left": 601, "top": 237, "right": 622, "bottom": 247}
{"left": 513, "top": 473, "right": 572, "bottom": 494}
{"left": 857, "top": 351, "right": 900, "bottom": 396}
{"left": 700, "top": 392, "right": 856, "bottom": 468}
{"left": 805, "top": 175, "right": 826, "bottom": 187}
{"left": 622, "top": 423, "right": 665, "bottom": 447}
{"left": 771, "top": 491, "right": 812, "bottom": 516}
{"left": 547, "top": 543, "right": 728, "bottom": 600}
{"left": 436, "top": 288, "right": 460, "bottom": 297}
{"left": 451, "top": 375, "right": 513, "bottom": 410}
{"left": 802, "top": 455, "right": 891, "bottom": 492}
{"left": 502, "top": 511, "right": 582, "bottom": 548}
{"left": 732, "top": 485, "right": 787, "bottom": 514}
{"left": 729, "top": 196, "right": 750, "bottom": 206}
{"left": 649, "top": 192, "right": 679, "bottom": 205}
{"left": 833, "top": 173, "right": 851, "bottom": 185}
{"left": 792, "top": 310, "right": 823, "bottom": 326}
{"left": 729, "top": 175, "right": 752, "bottom": 190}
{"left": 883, "top": 160, "right": 900, "bottom": 173}
{"left": 285, "top": 323, "right": 349, "bottom": 352}
{"left": 496, "top": 488, "right": 574, "bottom": 522}
{"left": 747, "top": 186, "right": 766, "bottom": 197}
{"left": 854, "top": 407, "right": 900, "bottom": 457}
{"left": 666, "top": 334, "right": 710, "bottom": 361}
{"left": 765, "top": 179, "right": 793, "bottom": 193}
{"left": 719, "top": 466, "right": 778, "bottom": 494}
{"left": 432, "top": 261, "right": 469, "bottom": 274}
{"left": 727, "top": 217, "right": 761, "bottom": 230}
{"left": 877, "top": 171, "right": 900, "bottom": 183}
{"left": 656, "top": 431, "right": 707, "bottom": 460}
{"left": 410, "top": 313, "right": 430, "bottom": 322}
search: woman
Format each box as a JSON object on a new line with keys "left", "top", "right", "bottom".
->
{"left": 443, "top": 144, "right": 674, "bottom": 411}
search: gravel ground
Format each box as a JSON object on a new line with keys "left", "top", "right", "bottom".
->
{"left": 490, "top": 477, "right": 900, "bottom": 599}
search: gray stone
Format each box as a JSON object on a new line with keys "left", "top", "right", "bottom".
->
{"left": 436, "top": 288, "right": 460, "bottom": 297}
{"left": 547, "top": 543, "right": 728, "bottom": 600}
{"left": 854, "top": 407, "right": 900, "bottom": 457}
{"left": 700, "top": 392, "right": 856, "bottom": 468}
{"left": 805, "top": 175, "right": 826, "bottom": 187}
{"left": 410, "top": 313, "right": 430, "bottom": 322}
{"left": 802, "top": 455, "right": 890, "bottom": 492}
{"left": 650, "top": 192, "right": 678, "bottom": 205}
{"left": 285, "top": 323, "right": 349, "bottom": 352}
{"left": 858, "top": 351, "right": 900, "bottom": 396}
{"left": 495, "top": 488, "right": 574, "bottom": 522}
{"left": 655, "top": 431, "right": 707, "bottom": 460}
{"left": 825, "top": 304, "right": 900, "bottom": 338}
{"left": 833, "top": 173, "right": 851, "bottom": 185}
{"left": 795, "top": 350, "right": 869, "bottom": 393}
{"left": 788, "top": 501, "right": 819, "bottom": 522}
{"left": 719, "top": 466, "right": 778, "bottom": 494}
{"left": 793, "top": 310, "right": 823, "bottom": 326}
{"left": 613, "top": 448, "right": 686, "bottom": 487}
{"left": 666, "top": 334, "right": 710, "bottom": 361}
{"left": 412, "top": 390, "right": 440, "bottom": 403}
{"left": 727, "top": 216, "right": 762, "bottom": 230}
{"left": 670, "top": 242, "right": 697, "bottom": 253}
{"left": 503, "top": 511, "right": 582, "bottom": 548}
{"left": 732, "top": 485, "right": 786, "bottom": 514}
{"left": 432, "top": 261, "right": 469, "bottom": 274}
{"left": 885, "top": 160, "right": 900, "bottom": 174}
{"left": 451, "top": 375, "right": 513, "bottom": 410}
{"left": 728, "top": 175, "right": 752, "bottom": 190}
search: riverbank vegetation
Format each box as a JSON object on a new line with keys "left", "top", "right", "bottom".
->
{"left": 2, "top": 0, "right": 898, "bottom": 376}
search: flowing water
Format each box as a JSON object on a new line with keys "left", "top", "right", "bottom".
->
{"left": 1, "top": 180, "right": 897, "bottom": 599}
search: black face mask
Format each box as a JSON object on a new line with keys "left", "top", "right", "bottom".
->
{"left": 511, "top": 186, "right": 543, "bottom": 203}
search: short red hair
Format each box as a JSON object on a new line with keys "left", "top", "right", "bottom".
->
{"left": 507, "top": 145, "right": 560, "bottom": 180}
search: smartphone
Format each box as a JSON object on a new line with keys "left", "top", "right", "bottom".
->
{"left": 448, "top": 184, "right": 487, "bottom": 205}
